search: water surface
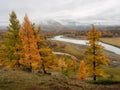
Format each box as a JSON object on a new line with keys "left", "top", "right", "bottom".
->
{"left": 52, "top": 35, "right": 120, "bottom": 55}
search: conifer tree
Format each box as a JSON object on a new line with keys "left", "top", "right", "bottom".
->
{"left": 85, "top": 25, "right": 109, "bottom": 81}
{"left": 78, "top": 59, "right": 87, "bottom": 80}
{"left": 34, "top": 26, "right": 57, "bottom": 74}
{"left": 58, "top": 57, "right": 67, "bottom": 72}
{"left": 19, "top": 15, "right": 40, "bottom": 72}
{"left": 70, "top": 56, "right": 77, "bottom": 73}
{"left": 19, "top": 16, "right": 57, "bottom": 73}
{"left": 4, "top": 11, "right": 21, "bottom": 67}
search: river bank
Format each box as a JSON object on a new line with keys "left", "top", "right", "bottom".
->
{"left": 51, "top": 35, "right": 120, "bottom": 55}
{"left": 50, "top": 35, "right": 120, "bottom": 67}
{"left": 100, "top": 38, "right": 120, "bottom": 48}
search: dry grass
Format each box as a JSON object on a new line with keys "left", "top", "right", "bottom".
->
{"left": 100, "top": 38, "right": 120, "bottom": 47}
{"left": 0, "top": 68, "right": 120, "bottom": 90}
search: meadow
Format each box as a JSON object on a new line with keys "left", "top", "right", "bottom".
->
{"left": 100, "top": 38, "right": 120, "bottom": 48}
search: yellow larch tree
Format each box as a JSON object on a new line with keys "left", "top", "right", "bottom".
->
{"left": 70, "top": 56, "right": 77, "bottom": 73}
{"left": 78, "top": 59, "right": 87, "bottom": 80}
{"left": 19, "top": 15, "right": 41, "bottom": 72}
{"left": 38, "top": 47, "right": 57, "bottom": 74}
{"left": 33, "top": 24, "right": 57, "bottom": 74}
{"left": 85, "top": 25, "right": 109, "bottom": 81}
{"left": 58, "top": 57, "right": 67, "bottom": 72}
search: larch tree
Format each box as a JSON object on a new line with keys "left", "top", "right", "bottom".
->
{"left": 78, "top": 59, "right": 87, "bottom": 80}
{"left": 58, "top": 57, "right": 67, "bottom": 72}
{"left": 39, "top": 48, "right": 56, "bottom": 74}
{"left": 19, "top": 15, "right": 40, "bottom": 72}
{"left": 19, "top": 16, "right": 57, "bottom": 73}
{"left": 70, "top": 56, "right": 77, "bottom": 73}
{"left": 4, "top": 11, "right": 21, "bottom": 67}
{"left": 85, "top": 25, "right": 109, "bottom": 81}
{"left": 34, "top": 26, "right": 57, "bottom": 74}
{"left": 0, "top": 40, "right": 8, "bottom": 66}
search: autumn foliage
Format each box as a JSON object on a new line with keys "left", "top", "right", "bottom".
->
{"left": 85, "top": 25, "right": 109, "bottom": 80}
{"left": 19, "top": 15, "right": 41, "bottom": 71}
{"left": 78, "top": 59, "right": 87, "bottom": 80}
{"left": 70, "top": 56, "right": 77, "bottom": 72}
{"left": 58, "top": 57, "right": 67, "bottom": 71}
{"left": 18, "top": 15, "right": 57, "bottom": 73}
{"left": 33, "top": 25, "right": 57, "bottom": 73}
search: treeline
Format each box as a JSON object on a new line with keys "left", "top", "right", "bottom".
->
{"left": 41, "top": 29, "right": 120, "bottom": 39}
{"left": 0, "top": 11, "right": 109, "bottom": 81}
{"left": 1, "top": 25, "right": 120, "bottom": 40}
{"left": 1, "top": 29, "right": 118, "bottom": 41}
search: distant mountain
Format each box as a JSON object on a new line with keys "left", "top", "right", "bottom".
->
{"left": 1, "top": 19, "right": 120, "bottom": 31}
{"left": 38, "top": 19, "right": 94, "bottom": 31}
{"left": 39, "top": 20, "right": 69, "bottom": 31}
{"left": 39, "top": 19, "right": 120, "bottom": 31}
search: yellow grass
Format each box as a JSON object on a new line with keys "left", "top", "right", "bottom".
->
{"left": 100, "top": 38, "right": 120, "bottom": 47}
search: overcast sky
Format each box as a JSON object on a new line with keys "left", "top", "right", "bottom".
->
{"left": 0, "top": 0, "right": 120, "bottom": 26}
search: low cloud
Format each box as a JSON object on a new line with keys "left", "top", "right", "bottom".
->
{"left": 0, "top": 0, "right": 120, "bottom": 25}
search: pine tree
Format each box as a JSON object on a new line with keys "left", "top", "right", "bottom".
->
{"left": 85, "top": 25, "right": 109, "bottom": 81}
{"left": 78, "top": 59, "right": 87, "bottom": 80}
{"left": 4, "top": 11, "right": 21, "bottom": 67}
{"left": 19, "top": 15, "right": 40, "bottom": 72}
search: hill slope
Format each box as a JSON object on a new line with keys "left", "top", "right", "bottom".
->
{"left": 0, "top": 68, "right": 120, "bottom": 90}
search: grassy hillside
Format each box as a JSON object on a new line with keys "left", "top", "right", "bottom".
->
{"left": 0, "top": 40, "right": 120, "bottom": 90}
{"left": 47, "top": 40, "right": 85, "bottom": 59}
{"left": 48, "top": 40, "right": 120, "bottom": 79}
{"left": 0, "top": 68, "right": 120, "bottom": 90}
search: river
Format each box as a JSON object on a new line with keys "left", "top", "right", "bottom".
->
{"left": 51, "top": 35, "right": 120, "bottom": 55}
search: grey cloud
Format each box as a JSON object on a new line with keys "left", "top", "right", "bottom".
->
{"left": 0, "top": 0, "right": 120, "bottom": 25}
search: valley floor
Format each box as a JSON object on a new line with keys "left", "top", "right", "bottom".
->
{"left": 100, "top": 37, "right": 120, "bottom": 48}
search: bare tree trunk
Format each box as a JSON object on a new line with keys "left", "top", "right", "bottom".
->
{"left": 93, "top": 61, "right": 96, "bottom": 81}
{"left": 42, "top": 60, "right": 47, "bottom": 74}
{"left": 93, "top": 27, "right": 96, "bottom": 81}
